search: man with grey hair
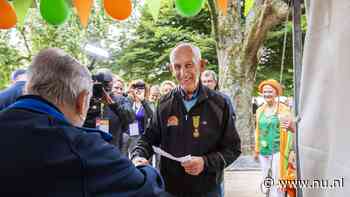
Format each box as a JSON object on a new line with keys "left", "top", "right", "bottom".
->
{"left": 0, "top": 48, "right": 166, "bottom": 196}
{"left": 201, "top": 70, "right": 218, "bottom": 91}
{"left": 201, "top": 69, "right": 235, "bottom": 112}
{"left": 132, "top": 43, "right": 241, "bottom": 196}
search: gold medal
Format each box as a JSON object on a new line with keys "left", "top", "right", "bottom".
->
{"left": 192, "top": 116, "right": 200, "bottom": 138}
{"left": 193, "top": 129, "right": 200, "bottom": 138}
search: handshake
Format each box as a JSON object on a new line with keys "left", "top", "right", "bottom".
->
{"left": 132, "top": 147, "right": 205, "bottom": 176}
{"left": 132, "top": 156, "right": 149, "bottom": 166}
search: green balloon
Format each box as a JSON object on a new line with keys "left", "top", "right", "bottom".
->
{"left": 175, "top": 0, "right": 206, "bottom": 17}
{"left": 40, "top": 0, "right": 71, "bottom": 25}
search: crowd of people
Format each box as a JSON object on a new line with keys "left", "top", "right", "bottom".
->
{"left": 0, "top": 42, "right": 296, "bottom": 197}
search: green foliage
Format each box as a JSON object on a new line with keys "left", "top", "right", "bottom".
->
{"left": 0, "top": 0, "right": 137, "bottom": 88}
{"left": 0, "top": 32, "right": 24, "bottom": 89}
{"left": 115, "top": 0, "right": 217, "bottom": 84}
{"left": 0, "top": 0, "right": 302, "bottom": 95}
{"left": 116, "top": 0, "right": 298, "bottom": 93}
{"left": 256, "top": 15, "right": 307, "bottom": 96}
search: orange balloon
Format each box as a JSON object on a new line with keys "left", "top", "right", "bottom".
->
{"left": 0, "top": 0, "right": 17, "bottom": 29}
{"left": 104, "top": 0, "right": 132, "bottom": 21}
{"left": 74, "top": 0, "right": 93, "bottom": 28}
{"left": 217, "top": 0, "right": 228, "bottom": 16}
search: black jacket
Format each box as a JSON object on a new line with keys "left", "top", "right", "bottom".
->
{"left": 131, "top": 85, "right": 241, "bottom": 195}
{"left": 104, "top": 95, "right": 135, "bottom": 148}
{"left": 0, "top": 95, "right": 166, "bottom": 196}
{"left": 0, "top": 81, "right": 25, "bottom": 110}
{"left": 139, "top": 100, "right": 154, "bottom": 132}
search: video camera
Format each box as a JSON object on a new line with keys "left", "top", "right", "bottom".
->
{"left": 83, "top": 70, "right": 113, "bottom": 128}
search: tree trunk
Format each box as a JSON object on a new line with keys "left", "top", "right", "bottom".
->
{"left": 208, "top": 0, "right": 288, "bottom": 154}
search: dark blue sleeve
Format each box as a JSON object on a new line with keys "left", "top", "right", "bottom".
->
{"left": 74, "top": 132, "right": 166, "bottom": 197}
{"left": 0, "top": 82, "right": 25, "bottom": 111}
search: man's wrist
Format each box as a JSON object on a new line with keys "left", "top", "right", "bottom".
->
{"left": 132, "top": 156, "right": 144, "bottom": 161}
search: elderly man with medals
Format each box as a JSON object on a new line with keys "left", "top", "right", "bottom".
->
{"left": 131, "top": 43, "right": 241, "bottom": 197}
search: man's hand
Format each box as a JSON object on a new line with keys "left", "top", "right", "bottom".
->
{"left": 132, "top": 157, "right": 149, "bottom": 166}
{"left": 102, "top": 88, "right": 114, "bottom": 105}
{"left": 181, "top": 156, "right": 204, "bottom": 176}
{"left": 134, "top": 89, "right": 145, "bottom": 102}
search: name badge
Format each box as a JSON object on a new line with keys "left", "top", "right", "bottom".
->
{"left": 97, "top": 118, "right": 109, "bottom": 133}
{"left": 167, "top": 116, "right": 179, "bottom": 127}
{"left": 129, "top": 122, "right": 140, "bottom": 136}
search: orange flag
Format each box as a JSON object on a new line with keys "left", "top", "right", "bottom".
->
{"left": 73, "top": 0, "right": 93, "bottom": 28}
{"left": 0, "top": 0, "right": 17, "bottom": 29}
{"left": 217, "top": 0, "right": 228, "bottom": 16}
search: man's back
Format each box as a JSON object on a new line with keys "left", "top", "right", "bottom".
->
{"left": 0, "top": 96, "right": 165, "bottom": 197}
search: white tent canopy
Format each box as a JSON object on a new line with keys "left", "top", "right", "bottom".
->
{"left": 299, "top": 0, "right": 350, "bottom": 196}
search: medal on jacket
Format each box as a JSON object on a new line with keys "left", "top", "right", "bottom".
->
{"left": 192, "top": 116, "right": 200, "bottom": 138}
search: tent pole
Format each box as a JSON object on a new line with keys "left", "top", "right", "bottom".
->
{"left": 292, "top": 0, "right": 303, "bottom": 196}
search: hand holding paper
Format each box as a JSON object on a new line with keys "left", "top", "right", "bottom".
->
{"left": 181, "top": 156, "right": 205, "bottom": 176}
{"left": 152, "top": 146, "right": 191, "bottom": 163}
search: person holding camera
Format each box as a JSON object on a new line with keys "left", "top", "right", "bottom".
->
{"left": 100, "top": 73, "right": 136, "bottom": 150}
{"left": 0, "top": 48, "right": 166, "bottom": 196}
{"left": 122, "top": 79, "right": 154, "bottom": 157}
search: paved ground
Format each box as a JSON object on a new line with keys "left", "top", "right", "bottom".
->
{"left": 224, "top": 170, "right": 264, "bottom": 197}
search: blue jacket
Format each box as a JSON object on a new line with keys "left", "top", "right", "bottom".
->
{"left": 0, "top": 81, "right": 25, "bottom": 111}
{"left": 0, "top": 95, "right": 167, "bottom": 197}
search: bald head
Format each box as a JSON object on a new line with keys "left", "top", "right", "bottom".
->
{"left": 169, "top": 43, "right": 205, "bottom": 95}
{"left": 170, "top": 43, "right": 202, "bottom": 65}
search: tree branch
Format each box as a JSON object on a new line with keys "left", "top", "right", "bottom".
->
{"left": 19, "top": 27, "right": 32, "bottom": 58}
{"left": 207, "top": 0, "right": 220, "bottom": 45}
{"left": 243, "top": 0, "right": 288, "bottom": 64}
{"left": 208, "top": 0, "right": 242, "bottom": 49}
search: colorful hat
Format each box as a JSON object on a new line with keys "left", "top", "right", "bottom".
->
{"left": 258, "top": 79, "right": 283, "bottom": 96}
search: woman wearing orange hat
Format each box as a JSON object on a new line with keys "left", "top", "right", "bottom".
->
{"left": 254, "top": 79, "right": 295, "bottom": 197}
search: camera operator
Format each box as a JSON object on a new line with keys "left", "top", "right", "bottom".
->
{"left": 84, "top": 69, "right": 136, "bottom": 149}
{"left": 102, "top": 73, "right": 135, "bottom": 150}
{"left": 0, "top": 48, "right": 165, "bottom": 196}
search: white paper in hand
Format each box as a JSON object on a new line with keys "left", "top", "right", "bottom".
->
{"left": 152, "top": 146, "right": 191, "bottom": 163}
